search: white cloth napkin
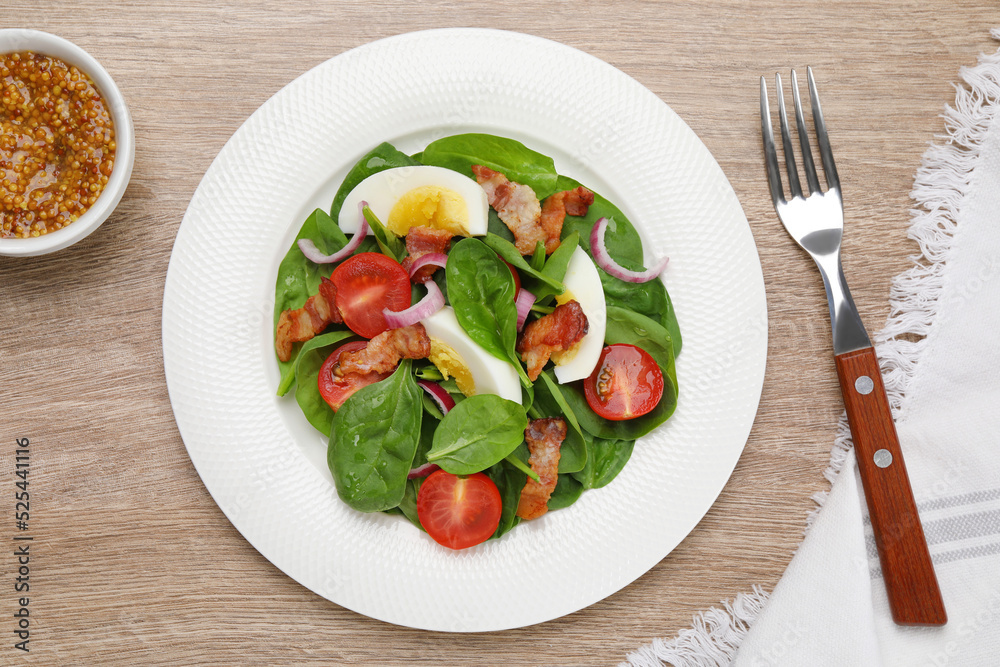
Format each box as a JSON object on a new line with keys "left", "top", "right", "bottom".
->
{"left": 625, "top": 29, "right": 1000, "bottom": 667}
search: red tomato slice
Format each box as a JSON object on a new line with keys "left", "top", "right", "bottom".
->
{"left": 416, "top": 470, "right": 502, "bottom": 550}
{"left": 584, "top": 344, "right": 664, "bottom": 421}
{"left": 331, "top": 252, "right": 411, "bottom": 339}
{"left": 318, "top": 340, "right": 392, "bottom": 412}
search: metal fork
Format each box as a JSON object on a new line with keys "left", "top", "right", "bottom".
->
{"left": 761, "top": 68, "right": 947, "bottom": 626}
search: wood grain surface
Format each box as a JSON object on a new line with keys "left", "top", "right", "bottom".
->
{"left": 1, "top": 2, "right": 995, "bottom": 664}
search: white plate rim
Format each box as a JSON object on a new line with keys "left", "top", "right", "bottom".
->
{"left": 162, "top": 28, "right": 767, "bottom": 632}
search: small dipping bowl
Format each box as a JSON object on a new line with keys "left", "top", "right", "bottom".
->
{"left": 0, "top": 29, "right": 135, "bottom": 257}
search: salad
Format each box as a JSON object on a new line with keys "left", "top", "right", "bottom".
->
{"left": 273, "top": 134, "right": 681, "bottom": 550}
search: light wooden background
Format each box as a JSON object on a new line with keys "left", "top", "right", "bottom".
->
{"left": 1, "top": 2, "right": 995, "bottom": 664}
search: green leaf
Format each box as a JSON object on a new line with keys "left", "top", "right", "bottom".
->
{"left": 445, "top": 237, "right": 531, "bottom": 386}
{"left": 273, "top": 208, "right": 349, "bottom": 393}
{"left": 362, "top": 205, "right": 406, "bottom": 262}
{"left": 532, "top": 371, "right": 587, "bottom": 474}
{"left": 292, "top": 330, "right": 357, "bottom": 435}
{"left": 547, "top": 473, "right": 583, "bottom": 511}
{"left": 330, "top": 143, "right": 421, "bottom": 221}
{"left": 486, "top": 457, "right": 528, "bottom": 539}
{"left": 572, "top": 436, "right": 635, "bottom": 490}
{"left": 420, "top": 133, "right": 559, "bottom": 200}
{"left": 481, "top": 233, "right": 565, "bottom": 294}
{"left": 396, "top": 478, "right": 424, "bottom": 532}
{"left": 328, "top": 360, "right": 423, "bottom": 512}
{"left": 426, "top": 395, "right": 528, "bottom": 475}
{"left": 533, "top": 231, "right": 579, "bottom": 303}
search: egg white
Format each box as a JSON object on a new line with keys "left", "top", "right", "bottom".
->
{"left": 338, "top": 166, "right": 489, "bottom": 237}
{"left": 421, "top": 306, "right": 522, "bottom": 403}
{"left": 553, "top": 246, "right": 607, "bottom": 384}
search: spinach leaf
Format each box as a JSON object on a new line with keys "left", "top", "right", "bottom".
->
{"left": 274, "top": 208, "right": 349, "bottom": 394}
{"left": 533, "top": 232, "right": 579, "bottom": 303}
{"left": 555, "top": 174, "right": 682, "bottom": 356}
{"left": 362, "top": 205, "right": 405, "bottom": 262}
{"left": 530, "top": 242, "right": 546, "bottom": 272}
{"left": 481, "top": 233, "right": 565, "bottom": 295}
{"left": 601, "top": 272, "right": 682, "bottom": 358}
{"left": 327, "top": 360, "right": 422, "bottom": 512}
{"left": 420, "top": 133, "right": 559, "bottom": 200}
{"left": 426, "top": 395, "right": 528, "bottom": 475}
{"left": 562, "top": 307, "right": 678, "bottom": 440}
{"left": 486, "top": 457, "right": 527, "bottom": 539}
{"left": 330, "top": 142, "right": 421, "bottom": 221}
{"left": 547, "top": 473, "right": 583, "bottom": 511}
{"left": 572, "top": 436, "right": 635, "bottom": 490}
{"left": 445, "top": 237, "right": 531, "bottom": 386}
{"left": 397, "top": 478, "right": 424, "bottom": 532}
{"left": 292, "top": 330, "right": 357, "bottom": 435}
{"left": 533, "top": 371, "right": 587, "bottom": 474}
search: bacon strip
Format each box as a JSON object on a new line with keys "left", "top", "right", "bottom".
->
{"left": 471, "top": 165, "right": 544, "bottom": 255}
{"left": 336, "top": 324, "right": 431, "bottom": 376}
{"left": 516, "top": 300, "right": 589, "bottom": 381}
{"left": 516, "top": 418, "right": 566, "bottom": 520}
{"left": 538, "top": 186, "right": 595, "bottom": 254}
{"left": 274, "top": 277, "right": 341, "bottom": 362}
{"left": 400, "top": 225, "right": 453, "bottom": 283}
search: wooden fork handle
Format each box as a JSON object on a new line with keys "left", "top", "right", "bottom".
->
{"left": 835, "top": 347, "right": 947, "bottom": 625}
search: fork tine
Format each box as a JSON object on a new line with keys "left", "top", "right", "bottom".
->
{"left": 807, "top": 66, "right": 840, "bottom": 190}
{"left": 775, "top": 73, "right": 802, "bottom": 199}
{"left": 759, "top": 76, "right": 785, "bottom": 206}
{"left": 791, "top": 70, "right": 821, "bottom": 194}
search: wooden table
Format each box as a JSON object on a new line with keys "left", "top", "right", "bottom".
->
{"left": 1, "top": 2, "right": 995, "bottom": 664}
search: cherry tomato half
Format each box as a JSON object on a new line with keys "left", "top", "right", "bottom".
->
{"left": 317, "top": 341, "right": 392, "bottom": 412}
{"left": 584, "top": 344, "right": 664, "bottom": 421}
{"left": 331, "top": 252, "right": 411, "bottom": 339}
{"left": 416, "top": 470, "right": 502, "bottom": 550}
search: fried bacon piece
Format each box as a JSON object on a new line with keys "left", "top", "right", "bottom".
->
{"left": 274, "top": 278, "right": 341, "bottom": 362}
{"left": 516, "top": 418, "right": 566, "bottom": 520}
{"left": 471, "top": 165, "right": 544, "bottom": 255}
{"left": 516, "top": 300, "right": 589, "bottom": 381}
{"left": 400, "top": 225, "right": 453, "bottom": 283}
{"left": 336, "top": 324, "right": 431, "bottom": 376}
{"left": 538, "top": 186, "right": 595, "bottom": 254}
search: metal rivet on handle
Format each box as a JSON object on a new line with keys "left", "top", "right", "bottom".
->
{"left": 874, "top": 449, "right": 893, "bottom": 468}
{"left": 855, "top": 375, "right": 874, "bottom": 395}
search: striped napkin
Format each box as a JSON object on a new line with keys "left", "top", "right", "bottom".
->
{"left": 625, "top": 28, "right": 1000, "bottom": 667}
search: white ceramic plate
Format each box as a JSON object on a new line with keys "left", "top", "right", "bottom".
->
{"left": 162, "top": 28, "right": 766, "bottom": 632}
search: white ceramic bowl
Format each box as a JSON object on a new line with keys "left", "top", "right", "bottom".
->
{"left": 0, "top": 29, "right": 135, "bottom": 257}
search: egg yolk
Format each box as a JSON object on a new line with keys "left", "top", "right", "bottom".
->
{"left": 387, "top": 186, "right": 470, "bottom": 237}
{"left": 427, "top": 338, "right": 476, "bottom": 397}
{"left": 555, "top": 288, "right": 576, "bottom": 306}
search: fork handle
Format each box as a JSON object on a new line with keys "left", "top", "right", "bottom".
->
{"left": 835, "top": 346, "right": 947, "bottom": 626}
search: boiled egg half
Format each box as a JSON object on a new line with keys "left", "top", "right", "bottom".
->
{"left": 552, "top": 246, "right": 607, "bottom": 384}
{"left": 421, "top": 306, "right": 521, "bottom": 403}
{"left": 339, "top": 166, "right": 489, "bottom": 238}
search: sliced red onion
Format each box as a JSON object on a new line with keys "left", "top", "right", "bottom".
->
{"left": 416, "top": 379, "right": 456, "bottom": 414}
{"left": 383, "top": 280, "right": 445, "bottom": 329}
{"left": 298, "top": 200, "right": 370, "bottom": 263}
{"left": 406, "top": 252, "right": 448, "bottom": 279}
{"left": 590, "top": 217, "right": 669, "bottom": 283}
{"left": 407, "top": 462, "right": 441, "bottom": 479}
{"left": 515, "top": 288, "right": 536, "bottom": 331}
